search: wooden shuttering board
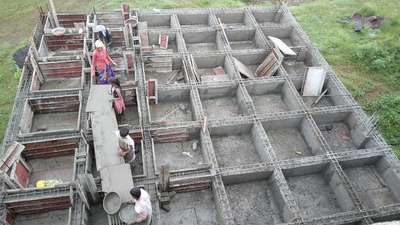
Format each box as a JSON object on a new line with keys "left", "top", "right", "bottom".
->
{"left": 268, "top": 36, "right": 296, "bottom": 56}
{"left": 233, "top": 57, "right": 255, "bottom": 79}
{"left": 302, "top": 67, "right": 326, "bottom": 96}
{"left": 159, "top": 34, "right": 169, "bottom": 49}
{"left": 0, "top": 142, "right": 25, "bottom": 172}
{"left": 255, "top": 48, "right": 283, "bottom": 77}
{"left": 14, "top": 162, "right": 30, "bottom": 188}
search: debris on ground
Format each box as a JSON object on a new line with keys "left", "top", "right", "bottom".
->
{"left": 213, "top": 66, "right": 225, "bottom": 75}
{"left": 192, "top": 140, "right": 199, "bottom": 151}
{"left": 182, "top": 152, "right": 193, "bottom": 158}
{"left": 352, "top": 12, "right": 385, "bottom": 32}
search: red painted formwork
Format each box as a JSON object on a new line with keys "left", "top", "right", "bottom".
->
{"left": 15, "top": 162, "right": 30, "bottom": 188}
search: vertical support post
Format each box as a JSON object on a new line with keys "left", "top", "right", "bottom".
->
{"left": 48, "top": 0, "right": 60, "bottom": 27}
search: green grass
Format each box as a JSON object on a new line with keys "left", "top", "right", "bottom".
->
{"left": 0, "top": 0, "right": 399, "bottom": 155}
{"left": 291, "top": 0, "right": 400, "bottom": 154}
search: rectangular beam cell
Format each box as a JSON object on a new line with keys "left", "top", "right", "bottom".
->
{"left": 210, "top": 123, "right": 269, "bottom": 167}
{"left": 145, "top": 57, "right": 187, "bottom": 85}
{"left": 159, "top": 189, "right": 218, "bottom": 225}
{"left": 20, "top": 95, "right": 80, "bottom": 135}
{"left": 149, "top": 88, "right": 194, "bottom": 123}
{"left": 199, "top": 84, "right": 251, "bottom": 120}
{"left": 193, "top": 54, "right": 236, "bottom": 82}
{"left": 261, "top": 116, "right": 324, "bottom": 160}
{"left": 341, "top": 157, "right": 400, "bottom": 209}
{"left": 226, "top": 29, "right": 266, "bottom": 50}
{"left": 284, "top": 166, "right": 346, "bottom": 219}
{"left": 178, "top": 13, "right": 212, "bottom": 28}
{"left": 13, "top": 209, "right": 69, "bottom": 225}
{"left": 245, "top": 80, "right": 301, "bottom": 114}
{"left": 223, "top": 172, "right": 286, "bottom": 225}
{"left": 183, "top": 30, "right": 225, "bottom": 53}
{"left": 312, "top": 111, "right": 379, "bottom": 152}
{"left": 153, "top": 128, "right": 207, "bottom": 171}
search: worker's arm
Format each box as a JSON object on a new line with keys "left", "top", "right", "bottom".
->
{"left": 134, "top": 211, "right": 148, "bottom": 223}
{"left": 91, "top": 52, "right": 96, "bottom": 77}
{"left": 107, "top": 53, "right": 117, "bottom": 66}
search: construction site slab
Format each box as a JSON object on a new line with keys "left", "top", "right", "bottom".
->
{"left": 28, "top": 155, "right": 74, "bottom": 187}
{"left": 159, "top": 189, "right": 218, "bottom": 225}
{"left": 212, "top": 133, "right": 261, "bottom": 167}
{"left": 226, "top": 180, "right": 283, "bottom": 225}
{"left": 154, "top": 139, "right": 205, "bottom": 171}
{"left": 14, "top": 209, "right": 69, "bottom": 225}
{"left": 287, "top": 173, "right": 343, "bottom": 218}
{"left": 30, "top": 112, "right": 78, "bottom": 132}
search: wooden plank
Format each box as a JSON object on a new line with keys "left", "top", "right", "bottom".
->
{"left": 140, "top": 32, "right": 149, "bottom": 47}
{"left": 302, "top": 67, "right": 326, "bottom": 96}
{"left": 159, "top": 34, "right": 169, "bottom": 49}
{"left": 268, "top": 36, "right": 296, "bottom": 56}
{"left": 0, "top": 142, "right": 25, "bottom": 172}
{"left": 233, "top": 57, "right": 255, "bottom": 79}
{"left": 48, "top": 0, "right": 60, "bottom": 27}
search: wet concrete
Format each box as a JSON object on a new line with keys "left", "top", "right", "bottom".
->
{"left": 226, "top": 180, "right": 283, "bottom": 225}
{"left": 287, "top": 173, "right": 343, "bottom": 218}
{"left": 160, "top": 189, "right": 218, "bottom": 225}
{"left": 203, "top": 97, "right": 241, "bottom": 120}
{"left": 28, "top": 155, "right": 74, "bottom": 186}
{"left": 345, "top": 166, "right": 399, "bottom": 209}
{"left": 40, "top": 77, "right": 81, "bottom": 90}
{"left": 120, "top": 105, "right": 140, "bottom": 126}
{"left": 154, "top": 139, "right": 205, "bottom": 171}
{"left": 318, "top": 122, "right": 357, "bottom": 151}
{"left": 230, "top": 41, "right": 258, "bottom": 50}
{"left": 14, "top": 209, "right": 69, "bottom": 225}
{"left": 302, "top": 96, "right": 334, "bottom": 108}
{"left": 150, "top": 102, "right": 192, "bottom": 122}
{"left": 251, "top": 94, "right": 289, "bottom": 114}
{"left": 88, "top": 203, "right": 108, "bottom": 225}
{"left": 186, "top": 43, "right": 217, "bottom": 52}
{"left": 267, "top": 128, "right": 313, "bottom": 160}
{"left": 212, "top": 134, "right": 260, "bottom": 167}
{"left": 31, "top": 111, "right": 78, "bottom": 132}
{"left": 146, "top": 70, "right": 185, "bottom": 85}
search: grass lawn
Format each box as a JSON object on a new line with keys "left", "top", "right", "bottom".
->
{"left": 0, "top": 0, "right": 399, "bottom": 155}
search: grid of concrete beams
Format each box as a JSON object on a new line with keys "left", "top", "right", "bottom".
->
{"left": 0, "top": 5, "right": 400, "bottom": 225}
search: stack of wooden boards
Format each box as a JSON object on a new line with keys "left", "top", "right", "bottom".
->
{"left": 255, "top": 47, "right": 284, "bottom": 77}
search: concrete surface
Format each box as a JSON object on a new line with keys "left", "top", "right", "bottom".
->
{"left": 31, "top": 112, "right": 78, "bottom": 132}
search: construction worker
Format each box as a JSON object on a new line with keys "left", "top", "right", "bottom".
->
{"left": 91, "top": 39, "right": 116, "bottom": 84}
{"left": 110, "top": 78, "right": 126, "bottom": 124}
{"left": 118, "top": 127, "right": 136, "bottom": 164}
{"left": 94, "top": 24, "right": 112, "bottom": 47}
{"left": 129, "top": 187, "right": 152, "bottom": 225}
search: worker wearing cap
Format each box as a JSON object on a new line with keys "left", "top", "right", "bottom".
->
{"left": 94, "top": 24, "right": 112, "bottom": 47}
{"left": 91, "top": 40, "right": 116, "bottom": 84}
{"left": 129, "top": 187, "right": 152, "bottom": 225}
{"left": 118, "top": 127, "right": 136, "bottom": 164}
